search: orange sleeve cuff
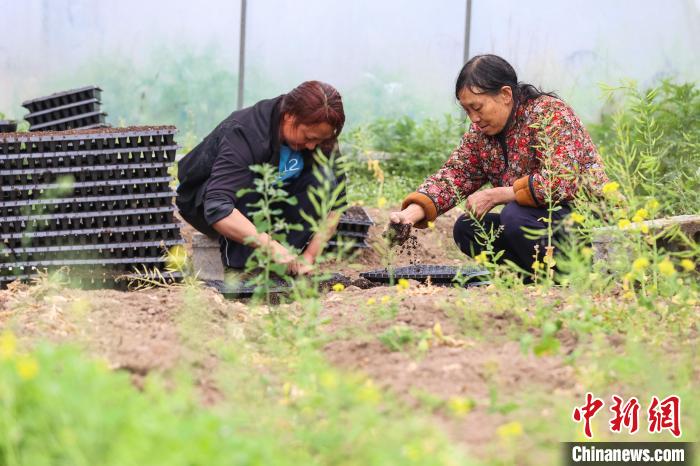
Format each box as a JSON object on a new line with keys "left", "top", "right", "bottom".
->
{"left": 513, "top": 175, "right": 538, "bottom": 208}
{"left": 401, "top": 192, "right": 438, "bottom": 229}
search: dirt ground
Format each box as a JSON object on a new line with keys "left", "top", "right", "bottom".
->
{"left": 0, "top": 205, "right": 577, "bottom": 457}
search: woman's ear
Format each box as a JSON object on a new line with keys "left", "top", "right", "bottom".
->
{"left": 500, "top": 86, "right": 513, "bottom": 104}
{"left": 282, "top": 113, "right": 297, "bottom": 126}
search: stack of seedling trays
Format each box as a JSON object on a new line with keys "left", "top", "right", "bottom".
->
{"left": 360, "top": 265, "right": 489, "bottom": 287}
{"left": 0, "top": 126, "right": 184, "bottom": 289}
{"left": 0, "top": 120, "right": 17, "bottom": 133}
{"left": 330, "top": 206, "right": 373, "bottom": 251}
{"left": 22, "top": 86, "right": 107, "bottom": 132}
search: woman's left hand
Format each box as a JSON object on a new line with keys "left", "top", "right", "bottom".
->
{"left": 466, "top": 187, "right": 516, "bottom": 218}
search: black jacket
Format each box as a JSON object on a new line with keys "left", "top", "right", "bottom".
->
{"left": 176, "top": 96, "right": 287, "bottom": 237}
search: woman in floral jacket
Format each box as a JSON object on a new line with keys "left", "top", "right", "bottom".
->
{"left": 390, "top": 54, "right": 608, "bottom": 274}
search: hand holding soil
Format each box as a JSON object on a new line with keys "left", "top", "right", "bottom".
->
{"left": 384, "top": 217, "right": 412, "bottom": 247}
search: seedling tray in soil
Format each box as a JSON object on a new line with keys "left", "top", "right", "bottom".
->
{"left": 337, "top": 206, "right": 374, "bottom": 233}
{"left": 208, "top": 272, "right": 348, "bottom": 299}
{"left": 1, "top": 126, "right": 177, "bottom": 154}
{"left": 0, "top": 145, "right": 178, "bottom": 169}
{"left": 0, "top": 120, "right": 17, "bottom": 133}
{"left": 1, "top": 176, "right": 172, "bottom": 202}
{"left": 360, "top": 265, "right": 489, "bottom": 286}
{"left": 21, "top": 86, "right": 102, "bottom": 114}
{"left": 0, "top": 192, "right": 174, "bottom": 217}
{"left": 0, "top": 223, "right": 182, "bottom": 249}
{"left": 24, "top": 98, "right": 101, "bottom": 126}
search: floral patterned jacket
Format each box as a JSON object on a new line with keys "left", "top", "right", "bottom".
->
{"left": 402, "top": 95, "right": 608, "bottom": 227}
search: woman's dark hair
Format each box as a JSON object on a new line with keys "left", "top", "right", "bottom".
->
{"left": 281, "top": 81, "right": 345, "bottom": 137}
{"left": 455, "top": 54, "right": 557, "bottom": 102}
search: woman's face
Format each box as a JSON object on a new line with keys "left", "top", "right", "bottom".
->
{"left": 458, "top": 86, "right": 514, "bottom": 136}
{"left": 281, "top": 114, "right": 335, "bottom": 151}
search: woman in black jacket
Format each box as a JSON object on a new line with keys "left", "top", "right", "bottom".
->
{"left": 176, "top": 81, "right": 345, "bottom": 275}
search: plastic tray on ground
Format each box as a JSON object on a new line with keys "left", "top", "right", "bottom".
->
{"left": 359, "top": 265, "right": 489, "bottom": 286}
{"left": 21, "top": 86, "right": 102, "bottom": 114}
{"left": 207, "top": 272, "right": 348, "bottom": 299}
{"left": 338, "top": 206, "right": 374, "bottom": 234}
{"left": 24, "top": 98, "right": 101, "bottom": 126}
{"left": 0, "top": 126, "right": 177, "bottom": 155}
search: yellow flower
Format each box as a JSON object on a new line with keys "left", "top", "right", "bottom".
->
{"left": 622, "top": 291, "right": 635, "bottom": 300}
{"left": 474, "top": 251, "right": 489, "bottom": 264}
{"left": 646, "top": 198, "right": 660, "bottom": 211}
{"left": 16, "top": 355, "right": 39, "bottom": 380}
{"left": 497, "top": 421, "right": 524, "bottom": 438}
{"left": 602, "top": 181, "right": 620, "bottom": 195}
{"left": 532, "top": 260, "right": 542, "bottom": 271}
{"left": 570, "top": 212, "right": 585, "bottom": 224}
{"left": 319, "top": 371, "right": 339, "bottom": 389}
{"left": 640, "top": 224, "right": 650, "bottom": 234}
{"left": 427, "top": 221, "right": 435, "bottom": 229}
{"left": 658, "top": 258, "right": 675, "bottom": 277}
{"left": 366, "top": 297, "right": 376, "bottom": 305}
{"left": 396, "top": 278, "right": 410, "bottom": 290}
{"left": 447, "top": 397, "right": 475, "bottom": 417}
{"left": 680, "top": 259, "right": 695, "bottom": 272}
{"left": 376, "top": 197, "right": 387, "bottom": 208}
{"left": 0, "top": 332, "right": 17, "bottom": 360}
{"left": 380, "top": 295, "right": 390, "bottom": 304}
{"left": 356, "top": 380, "right": 381, "bottom": 405}
{"left": 618, "top": 219, "right": 632, "bottom": 230}
{"left": 633, "top": 208, "right": 649, "bottom": 221}
{"left": 632, "top": 257, "right": 650, "bottom": 271}
{"left": 332, "top": 283, "right": 345, "bottom": 292}
{"left": 581, "top": 247, "right": 593, "bottom": 259}
{"left": 432, "top": 322, "right": 444, "bottom": 339}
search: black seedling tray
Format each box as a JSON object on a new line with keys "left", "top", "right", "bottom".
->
{"left": 0, "top": 127, "right": 177, "bottom": 154}
{"left": 338, "top": 206, "right": 374, "bottom": 233}
{"left": 1, "top": 207, "right": 176, "bottom": 234}
{"left": 0, "top": 223, "right": 182, "bottom": 249}
{"left": 208, "top": 272, "right": 348, "bottom": 299}
{"left": 1, "top": 239, "right": 183, "bottom": 263}
{"left": 1, "top": 176, "right": 172, "bottom": 202}
{"left": 333, "top": 230, "right": 369, "bottom": 239}
{"left": 360, "top": 265, "right": 489, "bottom": 286}
{"left": 24, "top": 98, "right": 101, "bottom": 126}
{"left": 0, "top": 161, "right": 171, "bottom": 185}
{"left": 29, "top": 112, "right": 107, "bottom": 132}
{"left": 0, "top": 256, "right": 168, "bottom": 275}
{"left": 0, "top": 120, "right": 17, "bottom": 133}
{"left": 0, "top": 191, "right": 174, "bottom": 217}
{"left": 0, "top": 145, "right": 178, "bottom": 170}
{"left": 21, "top": 86, "right": 102, "bottom": 114}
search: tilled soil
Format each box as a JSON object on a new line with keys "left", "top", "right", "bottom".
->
{"left": 0, "top": 204, "right": 577, "bottom": 456}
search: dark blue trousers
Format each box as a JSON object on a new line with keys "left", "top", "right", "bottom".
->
{"left": 452, "top": 201, "right": 571, "bottom": 273}
{"left": 220, "top": 169, "right": 340, "bottom": 269}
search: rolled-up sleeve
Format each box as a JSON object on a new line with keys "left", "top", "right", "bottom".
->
{"left": 203, "top": 131, "right": 255, "bottom": 226}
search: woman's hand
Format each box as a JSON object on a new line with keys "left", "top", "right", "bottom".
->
{"left": 386, "top": 204, "right": 425, "bottom": 246}
{"left": 466, "top": 187, "right": 515, "bottom": 218}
